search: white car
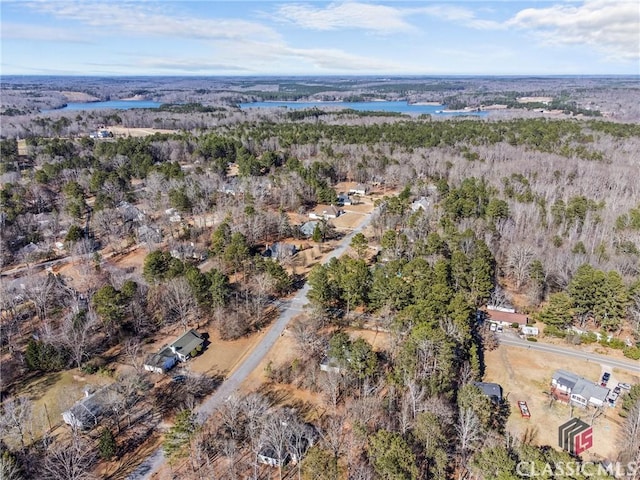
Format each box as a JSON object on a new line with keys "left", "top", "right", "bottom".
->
{"left": 618, "top": 383, "right": 631, "bottom": 390}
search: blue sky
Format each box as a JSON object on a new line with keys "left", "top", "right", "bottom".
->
{"left": 1, "top": 0, "right": 638, "bottom": 75}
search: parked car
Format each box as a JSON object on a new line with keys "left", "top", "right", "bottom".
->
{"left": 490, "top": 323, "right": 497, "bottom": 332}
{"left": 618, "top": 383, "right": 631, "bottom": 390}
{"left": 497, "top": 325, "right": 504, "bottom": 333}
{"left": 601, "top": 372, "right": 611, "bottom": 386}
{"left": 613, "top": 386, "right": 621, "bottom": 395}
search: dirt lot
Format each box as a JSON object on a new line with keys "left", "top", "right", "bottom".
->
{"left": 484, "top": 345, "right": 639, "bottom": 461}
{"left": 106, "top": 126, "right": 177, "bottom": 137}
{"left": 188, "top": 328, "right": 268, "bottom": 378}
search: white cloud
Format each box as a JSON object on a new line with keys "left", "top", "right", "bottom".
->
{"left": 275, "top": 2, "right": 414, "bottom": 33}
{"left": 24, "top": 1, "right": 282, "bottom": 43}
{"left": 275, "top": 2, "right": 503, "bottom": 33}
{"left": 1, "top": 23, "right": 92, "bottom": 43}
{"left": 415, "top": 5, "right": 504, "bottom": 30}
{"left": 506, "top": 0, "right": 640, "bottom": 60}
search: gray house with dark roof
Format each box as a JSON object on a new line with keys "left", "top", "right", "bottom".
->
{"left": 62, "top": 385, "right": 123, "bottom": 430}
{"left": 170, "top": 329, "right": 205, "bottom": 362}
{"left": 143, "top": 329, "right": 205, "bottom": 373}
{"left": 144, "top": 346, "right": 178, "bottom": 374}
{"left": 473, "top": 382, "right": 503, "bottom": 402}
{"left": 551, "top": 370, "right": 609, "bottom": 408}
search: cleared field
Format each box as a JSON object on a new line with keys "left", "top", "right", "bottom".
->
{"left": 106, "top": 126, "right": 177, "bottom": 137}
{"left": 484, "top": 345, "right": 639, "bottom": 460}
{"left": 188, "top": 329, "right": 267, "bottom": 378}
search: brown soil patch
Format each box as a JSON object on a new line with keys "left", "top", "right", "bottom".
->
{"left": 17, "top": 139, "right": 28, "bottom": 156}
{"left": 484, "top": 345, "right": 638, "bottom": 461}
{"left": 188, "top": 329, "right": 267, "bottom": 378}
{"left": 106, "top": 126, "right": 177, "bottom": 138}
{"left": 332, "top": 211, "right": 369, "bottom": 230}
{"left": 110, "top": 246, "right": 151, "bottom": 275}
{"left": 60, "top": 91, "right": 100, "bottom": 102}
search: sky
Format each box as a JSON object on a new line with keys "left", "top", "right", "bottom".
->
{"left": 1, "top": 0, "right": 639, "bottom": 76}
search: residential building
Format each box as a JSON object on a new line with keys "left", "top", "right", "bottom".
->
{"left": 410, "top": 197, "right": 430, "bottom": 212}
{"left": 309, "top": 205, "right": 342, "bottom": 220}
{"left": 551, "top": 370, "right": 610, "bottom": 408}
{"left": 349, "top": 183, "right": 369, "bottom": 196}
{"left": 62, "top": 385, "right": 123, "bottom": 429}
{"left": 473, "top": 382, "right": 503, "bottom": 402}
{"left": 485, "top": 309, "right": 529, "bottom": 327}
{"left": 337, "top": 193, "right": 353, "bottom": 206}
{"left": 319, "top": 356, "right": 343, "bottom": 374}
{"left": 263, "top": 242, "right": 297, "bottom": 261}
{"left": 143, "top": 329, "right": 205, "bottom": 373}
{"left": 143, "top": 346, "right": 178, "bottom": 374}
{"left": 299, "top": 221, "right": 319, "bottom": 237}
{"left": 169, "top": 329, "right": 205, "bottom": 362}
{"left": 520, "top": 325, "right": 539, "bottom": 336}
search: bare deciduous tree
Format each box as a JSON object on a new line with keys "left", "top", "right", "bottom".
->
{"left": 0, "top": 396, "right": 33, "bottom": 449}
{"left": 58, "top": 309, "right": 98, "bottom": 369}
{"left": 41, "top": 433, "right": 96, "bottom": 480}
{"left": 164, "top": 277, "right": 198, "bottom": 331}
{"left": 619, "top": 400, "right": 640, "bottom": 466}
{"left": 506, "top": 244, "right": 535, "bottom": 291}
{"left": 456, "top": 407, "right": 482, "bottom": 464}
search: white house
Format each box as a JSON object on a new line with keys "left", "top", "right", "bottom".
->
{"left": 143, "top": 329, "right": 205, "bottom": 373}
{"left": 551, "top": 370, "right": 609, "bottom": 408}
{"left": 309, "top": 205, "right": 342, "bottom": 220}
{"left": 349, "top": 184, "right": 369, "bottom": 196}
{"left": 62, "top": 385, "right": 123, "bottom": 429}
{"left": 410, "top": 197, "right": 430, "bottom": 212}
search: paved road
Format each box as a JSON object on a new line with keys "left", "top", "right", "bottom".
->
{"left": 127, "top": 208, "right": 379, "bottom": 480}
{"left": 498, "top": 334, "right": 640, "bottom": 373}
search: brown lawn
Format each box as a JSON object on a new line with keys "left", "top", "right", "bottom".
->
{"left": 483, "top": 345, "right": 639, "bottom": 461}
{"left": 18, "top": 370, "right": 114, "bottom": 443}
{"left": 188, "top": 329, "right": 268, "bottom": 378}
{"left": 106, "top": 126, "right": 177, "bottom": 137}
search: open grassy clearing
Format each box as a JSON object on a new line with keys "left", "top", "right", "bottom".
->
{"left": 483, "top": 345, "right": 639, "bottom": 460}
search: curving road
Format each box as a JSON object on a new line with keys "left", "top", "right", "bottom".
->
{"left": 126, "top": 208, "right": 379, "bottom": 480}
{"left": 498, "top": 333, "right": 640, "bottom": 373}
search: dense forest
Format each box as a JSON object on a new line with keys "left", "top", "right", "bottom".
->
{"left": 1, "top": 77, "right": 639, "bottom": 479}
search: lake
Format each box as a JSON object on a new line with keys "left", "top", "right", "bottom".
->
{"left": 238, "top": 100, "right": 487, "bottom": 117}
{"left": 54, "top": 100, "right": 163, "bottom": 111}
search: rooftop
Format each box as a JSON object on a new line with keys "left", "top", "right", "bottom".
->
{"left": 171, "top": 329, "right": 204, "bottom": 355}
{"left": 145, "top": 346, "right": 176, "bottom": 369}
{"left": 485, "top": 309, "right": 529, "bottom": 326}
{"left": 473, "top": 381, "right": 503, "bottom": 402}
